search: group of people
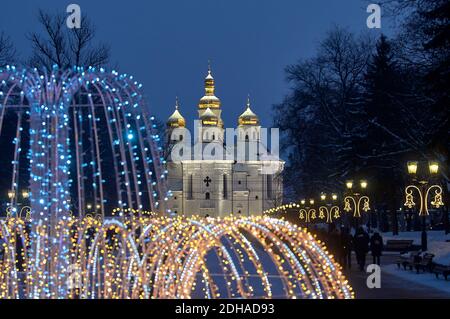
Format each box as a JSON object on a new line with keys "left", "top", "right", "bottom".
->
{"left": 313, "top": 226, "right": 384, "bottom": 271}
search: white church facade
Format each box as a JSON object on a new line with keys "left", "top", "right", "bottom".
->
{"left": 165, "top": 66, "right": 284, "bottom": 218}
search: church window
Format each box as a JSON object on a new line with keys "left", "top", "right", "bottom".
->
{"left": 188, "top": 175, "right": 193, "bottom": 199}
{"left": 245, "top": 134, "right": 249, "bottom": 141}
{"left": 205, "top": 192, "right": 210, "bottom": 200}
{"left": 267, "top": 175, "right": 273, "bottom": 199}
{"left": 223, "top": 175, "right": 228, "bottom": 199}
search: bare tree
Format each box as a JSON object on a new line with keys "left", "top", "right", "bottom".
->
{"left": 28, "top": 9, "right": 110, "bottom": 71}
{"left": 0, "top": 32, "right": 16, "bottom": 67}
{"left": 274, "top": 28, "right": 374, "bottom": 196}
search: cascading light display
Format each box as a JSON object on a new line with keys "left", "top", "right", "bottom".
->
{"left": 0, "top": 66, "right": 353, "bottom": 299}
{"left": 0, "top": 215, "right": 353, "bottom": 299}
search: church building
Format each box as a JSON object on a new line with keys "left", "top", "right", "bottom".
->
{"left": 165, "top": 66, "right": 284, "bottom": 218}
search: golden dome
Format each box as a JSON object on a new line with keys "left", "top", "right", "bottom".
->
{"left": 198, "top": 64, "right": 221, "bottom": 109}
{"left": 200, "top": 107, "right": 219, "bottom": 126}
{"left": 238, "top": 96, "right": 259, "bottom": 126}
{"left": 167, "top": 98, "right": 186, "bottom": 128}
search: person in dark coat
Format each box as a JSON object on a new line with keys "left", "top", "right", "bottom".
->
{"left": 339, "top": 227, "right": 353, "bottom": 270}
{"left": 370, "top": 232, "right": 384, "bottom": 265}
{"left": 353, "top": 227, "right": 370, "bottom": 271}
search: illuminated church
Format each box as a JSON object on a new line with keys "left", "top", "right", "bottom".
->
{"left": 165, "top": 66, "right": 284, "bottom": 217}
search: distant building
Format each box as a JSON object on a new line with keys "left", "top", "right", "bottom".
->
{"left": 165, "top": 66, "right": 284, "bottom": 218}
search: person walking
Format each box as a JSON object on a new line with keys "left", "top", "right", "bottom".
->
{"left": 354, "top": 227, "right": 370, "bottom": 271}
{"left": 370, "top": 232, "right": 384, "bottom": 265}
{"left": 339, "top": 227, "right": 353, "bottom": 270}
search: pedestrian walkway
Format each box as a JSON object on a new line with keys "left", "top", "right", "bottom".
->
{"left": 346, "top": 255, "right": 449, "bottom": 299}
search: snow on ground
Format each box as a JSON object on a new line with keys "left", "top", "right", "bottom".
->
{"left": 428, "top": 241, "right": 450, "bottom": 265}
{"left": 381, "top": 231, "right": 450, "bottom": 245}
{"left": 383, "top": 264, "right": 450, "bottom": 294}
{"left": 381, "top": 231, "right": 450, "bottom": 264}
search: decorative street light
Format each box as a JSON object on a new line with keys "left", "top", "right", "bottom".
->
{"left": 299, "top": 193, "right": 341, "bottom": 230}
{"left": 343, "top": 180, "right": 370, "bottom": 218}
{"left": 299, "top": 199, "right": 317, "bottom": 228}
{"left": 404, "top": 160, "right": 445, "bottom": 251}
{"left": 22, "top": 190, "right": 30, "bottom": 199}
{"left": 318, "top": 193, "right": 341, "bottom": 226}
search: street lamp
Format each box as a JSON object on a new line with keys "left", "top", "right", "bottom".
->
{"left": 407, "top": 161, "right": 418, "bottom": 175}
{"left": 7, "top": 190, "right": 15, "bottom": 200}
{"left": 318, "top": 193, "right": 341, "bottom": 227}
{"left": 343, "top": 180, "right": 370, "bottom": 218}
{"left": 404, "top": 160, "right": 445, "bottom": 251}
{"left": 298, "top": 199, "right": 317, "bottom": 228}
{"left": 346, "top": 181, "right": 354, "bottom": 190}
{"left": 22, "top": 190, "right": 30, "bottom": 199}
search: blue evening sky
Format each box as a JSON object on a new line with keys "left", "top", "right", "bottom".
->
{"left": 0, "top": 0, "right": 390, "bottom": 128}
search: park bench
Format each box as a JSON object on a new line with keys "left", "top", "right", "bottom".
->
{"left": 432, "top": 263, "right": 450, "bottom": 281}
{"left": 413, "top": 253, "right": 435, "bottom": 273}
{"left": 396, "top": 251, "right": 420, "bottom": 270}
{"left": 386, "top": 239, "right": 414, "bottom": 252}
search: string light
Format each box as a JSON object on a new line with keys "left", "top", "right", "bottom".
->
{"left": 0, "top": 214, "right": 353, "bottom": 299}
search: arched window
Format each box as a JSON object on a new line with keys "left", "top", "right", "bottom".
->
{"left": 223, "top": 175, "right": 228, "bottom": 199}
{"left": 212, "top": 134, "right": 215, "bottom": 140}
{"left": 245, "top": 134, "right": 249, "bottom": 141}
{"left": 205, "top": 192, "right": 210, "bottom": 200}
{"left": 188, "top": 175, "right": 193, "bottom": 199}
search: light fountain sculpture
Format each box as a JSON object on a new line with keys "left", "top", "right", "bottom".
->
{"left": 0, "top": 66, "right": 353, "bottom": 299}
{"left": 0, "top": 66, "right": 168, "bottom": 298}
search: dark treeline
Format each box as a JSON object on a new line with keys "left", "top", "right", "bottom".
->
{"left": 274, "top": 0, "right": 449, "bottom": 211}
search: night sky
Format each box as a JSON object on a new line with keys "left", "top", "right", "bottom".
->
{"left": 0, "top": 0, "right": 389, "bottom": 128}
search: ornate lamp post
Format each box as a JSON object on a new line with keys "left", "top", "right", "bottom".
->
{"left": 318, "top": 193, "right": 341, "bottom": 231}
{"left": 298, "top": 194, "right": 341, "bottom": 231}
{"left": 343, "top": 180, "right": 371, "bottom": 230}
{"left": 404, "top": 161, "right": 444, "bottom": 251}
{"left": 298, "top": 199, "right": 317, "bottom": 230}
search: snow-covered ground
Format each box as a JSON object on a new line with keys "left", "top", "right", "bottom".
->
{"left": 381, "top": 231, "right": 450, "bottom": 264}
{"left": 383, "top": 264, "right": 450, "bottom": 294}
{"left": 381, "top": 231, "right": 450, "bottom": 245}
{"left": 379, "top": 231, "right": 450, "bottom": 293}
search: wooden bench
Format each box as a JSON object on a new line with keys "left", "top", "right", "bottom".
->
{"left": 386, "top": 240, "right": 414, "bottom": 252}
{"left": 396, "top": 251, "right": 420, "bottom": 270}
{"left": 432, "top": 263, "right": 450, "bottom": 280}
{"left": 413, "top": 253, "right": 435, "bottom": 273}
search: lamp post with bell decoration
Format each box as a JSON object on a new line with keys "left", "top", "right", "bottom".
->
{"left": 343, "top": 180, "right": 371, "bottom": 231}
{"left": 404, "top": 161, "right": 445, "bottom": 251}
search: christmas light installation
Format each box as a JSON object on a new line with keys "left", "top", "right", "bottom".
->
{"left": 0, "top": 66, "right": 353, "bottom": 299}
{"left": 0, "top": 65, "right": 168, "bottom": 297}
{"left": 0, "top": 215, "right": 353, "bottom": 299}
